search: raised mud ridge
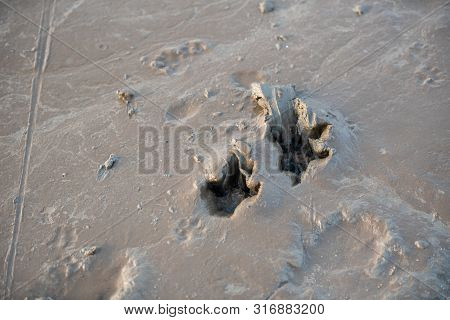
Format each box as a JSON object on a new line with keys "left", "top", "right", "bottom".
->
{"left": 202, "top": 83, "right": 333, "bottom": 217}
{"left": 251, "top": 83, "right": 332, "bottom": 185}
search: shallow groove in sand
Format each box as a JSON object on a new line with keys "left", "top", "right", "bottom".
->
{"left": 3, "top": 0, "right": 55, "bottom": 298}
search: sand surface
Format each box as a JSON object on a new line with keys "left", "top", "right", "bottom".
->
{"left": 0, "top": 0, "right": 449, "bottom": 299}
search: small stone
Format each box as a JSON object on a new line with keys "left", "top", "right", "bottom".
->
{"left": 167, "top": 190, "right": 172, "bottom": 196}
{"left": 127, "top": 107, "right": 136, "bottom": 118}
{"left": 259, "top": 0, "right": 275, "bottom": 14}
{"left": 193, "top": 154, "right": 204, "bottom": 163}
{"left": 414, "top": 240, "right": 430, "bottom": 249}
{"left": 168, "top": 206, "right": 175, "bottom": 214}
{"left": 379, "top": 148, "right": 387, "bottom": 155}
{"left": 104, "top": 154, "right": 118, "bottom": 170}
{"left": 203, "top": 89, "right": 210, "bottom": 98}
{"left": 123, "top": 74, "right": 129, "bottom": 80}
{"left": 139, "top": 55, "right": 148, "bottom": 64}
{"left": 275, "top": 43, "right": 281, "bottom": 51}
{"left": 137, "top": 203, "right": 143, "bottom": 211}
{"left": 388, "top": 265, "right": 396, "bottom": 276}
{"left": 61, "top": 172, "right": 66, "bottom": 178}
{"left": 150, "top": 60, "right": 165, "bottom": 69}
{"left": 276, "top": 35, "right": 287, "bottom": 41}
{"left": 81, "top": 246, "right": 96, "bottom": 257}
{"left": 237, "top": 56, "right": 243, "bottom": 62}
{"left": 353, "top": 4, "right": 364, "bottom": 16}
{"left": 423, "top": 77, "right": 433, "bottom": 85}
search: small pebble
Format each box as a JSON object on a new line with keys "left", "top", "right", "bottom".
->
{"left": 259, "top": 0, "right": 275, "bottom": 14}
{"left": 81, "top": 246, "right": 97, "bottom": 257}
{"left": 193, "top": 154, "right": 204, "bottom": 163}
{"left": 139, "top": 55, "right": 148, "bottom": 64}
{"left": 150, "top": 60, "right": 165, "bottom": 69}
{"left": 414, "top": 240, "right": 430, "bottom": 249}
{"left": 353, "top": 4, "right": 364, "bottom": 16}
{"left": 104, "top": 154, "right": 118, "bottom": 170}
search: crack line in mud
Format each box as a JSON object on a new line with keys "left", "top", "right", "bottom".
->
{"left": 3, "top": 0, "right": 55, "bottom": 298}
{"left": 265, "top": 280, "right": 289, "bottom": 300}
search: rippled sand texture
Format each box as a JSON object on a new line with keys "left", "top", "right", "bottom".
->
{"left": 0, "top": 0, "right": 449, "bottom": 299}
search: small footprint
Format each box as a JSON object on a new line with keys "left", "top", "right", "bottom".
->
{"left": 415, "top": 65, "right": 446, "bottom": 87}
{"left": 149, "top": 40, "right": 210, "bottom": 75}
{"left": 173, "top": 215, "right": 204, "bottom": 242}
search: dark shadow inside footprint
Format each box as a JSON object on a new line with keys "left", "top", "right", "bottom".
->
{"left": 272, "top": 122, "right": 330, "bottom": 185}
{"left": 203, "top": 153, "right": 260, "bottom": 217}
{"left": 251, "top": 83, "right": 332, "bottom": 186}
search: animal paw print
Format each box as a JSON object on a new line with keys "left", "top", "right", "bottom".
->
{"left": 416, "top": 65, "right": 447, "bottom": 87}
{"left": 173, "top": 215, "right": 205, "bottom": 242}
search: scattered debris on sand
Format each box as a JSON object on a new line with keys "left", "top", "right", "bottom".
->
{"left": 116, "top": 89, "right": 133, "bottom": 104}
{"left": 259, "top": 0, "right": 275, "bottom": 14}
{"left": 97, "top": 154, "right": 119, "bottom": 181}
{"left": 81, "top": 246, "right": 97, "bottom": 257}
{"left": 116, "top": 89, "right": 136, "bottom": 118}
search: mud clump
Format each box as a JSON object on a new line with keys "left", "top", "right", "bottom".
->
{"left": 81, "top": 246, "right": 97, "bottom": 257}
{"left": 97, "top": 154, "right": 119, "bottom": 181}
{"left": 202, "top": 141, "right": 260, "bottom": 217}
{"left": 251, "top": 83, "right": 332, "bottom": 185}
